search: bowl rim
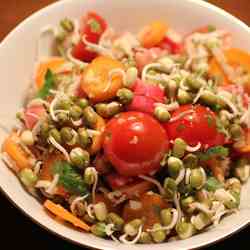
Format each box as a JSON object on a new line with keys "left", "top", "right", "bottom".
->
{"left": 0, "top": 0, "right": 249, "bottom": 249}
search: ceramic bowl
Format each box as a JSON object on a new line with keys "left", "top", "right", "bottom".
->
{"left": 0, "top": 0, "right": 249, "bottom": 249}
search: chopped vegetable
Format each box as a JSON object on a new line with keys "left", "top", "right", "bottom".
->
{"left": 81, "top": 56, "right": 125, "bottom": 102}
{"left": 198, "top": 146, "right": 229, "bottom": 161}
{"left": 2, "top": 133, "right": 32, "bottom": 171}
{"left": 37, "top": 69, "right": 56, "bottom": 99}
{"left": 138, "top": 21, "right": 168, "bottom": 48}
{"left": 204, "top": 177, "right": 223, "bottom": 192}
{"left": 35, "top": 57, "right": 65, "bottom": 90}
{"left": 44, "top": 200, "right": 90, "bottom": 231}
{"left": 53, "top": 161, "right": 89, "bottom": 195}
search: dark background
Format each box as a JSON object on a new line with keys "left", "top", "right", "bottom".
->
{"left": 0, "top": 0, "right": 249, "bottom": 249}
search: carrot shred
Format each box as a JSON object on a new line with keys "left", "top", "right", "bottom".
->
{"left": 44, "top": 200, "right": 90, "bottom": 231}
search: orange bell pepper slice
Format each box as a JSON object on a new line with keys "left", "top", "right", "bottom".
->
{"left": 44, "top": 200, "right": 90, "bottom": 231}
{"left": 35, "top": 57, "right": 66, "bottom": 90}
{"left": 209, "top": 48, "right": 250, "bottom": 94}
{"left": 81, "top": 56, "right": 125, "bottom": 103}
{"left": 2, "top": 132, "right": 32, "bottom": 172}
{"left": 138, "top": 21, "right": 168, "bottom": 48}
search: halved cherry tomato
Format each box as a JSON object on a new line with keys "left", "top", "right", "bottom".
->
{"left": 81, "top": 56, "right": 125, "bottom": 102}
{"left": 2, "top": 132, "right": 32, "bottom": 172}
{"left": 35, "top": 57, "right": 65, "bottom": 90}
{"left": 24, "top": 105, "right": 46, "bottom": 129}
{"left": 103, "top": 112, "right": 169, "bottom": 176}
{"left": 209, "top": 48, "right": 250, "bottom": 94}
{"left": 106, "top": 173, "right": 135, "bottom": 190}
{"left": 138, "top": 21, "right": 168, "bottom": 48}
{"left": 122, "top": 192, "right": 169, "bottom": 229}
{"left": 72, "top": 12, "right": 107, "bottom": 62}
{"left": 164, "top": 105, "right": 225, "bottom": 148}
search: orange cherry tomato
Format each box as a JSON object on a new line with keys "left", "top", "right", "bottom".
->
{"left": 81, "top": 56, "right": 125, "bottom": 102}
{"left": 209, "top": 48, "right": 250, "bottom": 94}
{"left": 138, "top": 21, "right": 168, "bottom": 48}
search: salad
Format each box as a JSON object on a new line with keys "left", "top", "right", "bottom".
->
{"left": 1, "top": 11, "right": 250, "bottom": 244}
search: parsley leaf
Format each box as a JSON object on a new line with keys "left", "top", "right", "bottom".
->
{"left": 53, "top": 161, "right": 89, "bottom": 195}
{"left": 204, "top": 177, "right": 223, "bottom": 191}
{"left": 37, "top": 69, "right": 55, "bottom": 99}
{"left": 198, "top": 146, "right": 229, "bottom": 161}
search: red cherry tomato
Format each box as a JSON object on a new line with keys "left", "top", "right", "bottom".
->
{"left": 103, "top": 112, "right": 169, "bottom": 176}
{"left": 72, "top": 12, "right": 107, "bottom": 62}
{"left": 106, "top": 173, "right": 135, "bottom": 189}
{"left": 164, "top": 105, "right": 225, "bottom": 148}
{"left": 24, "top": 105, "right": 46, "bottom": 129}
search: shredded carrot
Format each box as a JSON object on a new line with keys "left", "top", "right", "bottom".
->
{"left": 44, "top": 200, "right": 90, "bottom": 231}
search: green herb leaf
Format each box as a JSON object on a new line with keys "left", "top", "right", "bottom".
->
{"left": 204, "top": 177, "right": 223, "bottom": 191}
{"left": 37, "top": 69, "right": 55, "bottom": 99}
{"left": 198, "top": 146, "right": 229, "bottom": 161}
{"left": 53, "top": 161, "right": 89, "bottom": 195}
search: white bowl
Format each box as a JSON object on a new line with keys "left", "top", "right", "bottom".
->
{"left": 0, "top": 0, "right": 250, "bottom": 249}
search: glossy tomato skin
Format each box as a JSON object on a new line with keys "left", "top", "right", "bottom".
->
{"left": 164, "top": 105, "right": 225, "bottom": 148}
{"left": 72, "top": 12, "right": 107, "bottom": 62}
{"left": 103, "top": 112, "right": 169, "bottom": 177}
